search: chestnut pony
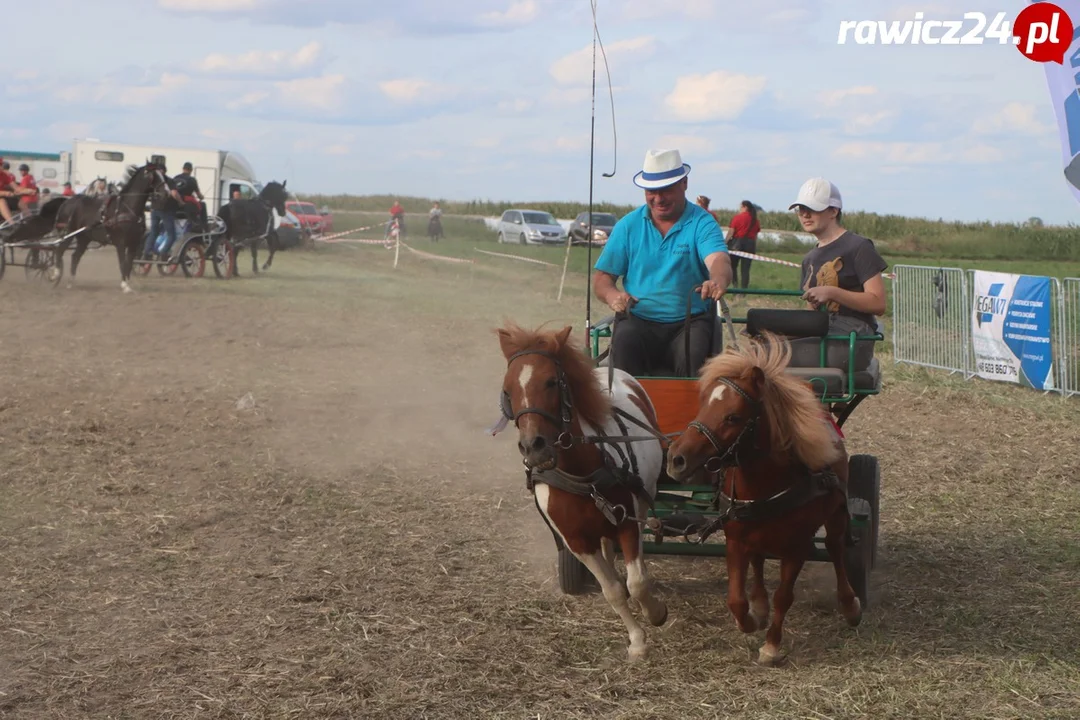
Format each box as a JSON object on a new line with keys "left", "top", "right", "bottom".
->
{"left": 494, "top": 322, "right": 668, "bottom": 661}
{"left": 665, "top": 333, "right": 862, "bottom": 665}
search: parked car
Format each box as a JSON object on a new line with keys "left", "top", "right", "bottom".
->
{"left": 496, "top": 208, "right": 567, "bottom": 245}
{"left": 568, "top": 211, "right": 618, "bottom": 246}
{"left": 285, "top": 201, "right": 326, "bottom": 236}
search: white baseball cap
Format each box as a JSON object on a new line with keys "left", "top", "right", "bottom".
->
{"left": 789, "top": 177, "right": 842, "bottom": 212}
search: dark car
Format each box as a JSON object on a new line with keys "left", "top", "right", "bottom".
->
{"left": 568, "top": 211, "right": 618, "bottom": 246}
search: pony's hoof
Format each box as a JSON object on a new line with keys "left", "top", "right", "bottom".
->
{"left": 649, "top": 603, "right": 669, "bottom": 627}
{"left": 843, "top": 597, "right": 863, "bottom": 627}
{"left": 756, "top": 644, "right": 785, "bottom": 667}
{"left": 736, "top": 615, "right": 758, "bottom": 634}
{"left": 627, "top": 645, "right": 648, "bottom": 662}
{"left": 121, "top": 281, "right": 134, "bottom": 294}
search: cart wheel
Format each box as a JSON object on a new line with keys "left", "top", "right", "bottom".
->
{"left": 48, "top": 250, "right": 63, "bottom": 287}
{"left": 179, "top": 241, "right": 205, "bottom": 278}
{"left": 24, "top": 248, "right": 41, "bottom": 279}
{"left": 25, "top": 248, "right": 63, "bottom": 287}
{"left": 844, "top": 500, "right": 872, "bottom": 609}
{"left": 211, "top": 239, "right": 235, "bottom": 279}
{"left": 557, "top": 546, "right": 590, "bottom": 595}
{"left": 848, "top": 454, "right": 880, "bottom": 570}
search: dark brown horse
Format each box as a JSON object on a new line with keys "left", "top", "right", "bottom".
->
{"left": 494, "top": 322, "right": 668, "bottom": 661}
{"left": 665, "top": 333, "right": 861, "bottom": 665}
{"left": 55, "top": 162, "right": 168, "bottom": 292}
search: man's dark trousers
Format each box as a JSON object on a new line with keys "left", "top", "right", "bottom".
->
{"left": 609, "top": 311, "right": 714, "bottom": 377}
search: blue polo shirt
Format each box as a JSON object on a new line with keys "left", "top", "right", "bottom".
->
{"left": 594, "top": 202, "right": 728, "bottom": 323}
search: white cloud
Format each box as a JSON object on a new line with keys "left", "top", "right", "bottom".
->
{"left": 159, "top": 0, "right": 260, "bottom": 10}
{"left": 226, "top": 90, "right": 270, "bottom": 111}
{"left": 274, "top": 75, "right": 345, "bottom": 111}
{"left": 324, "top": 144, "right": 351, "bottom": 156}
{"left": 199, "top": 41, "right": 325, "bottom": 76}
{"left": 663, "top": 71, "right": 767, "bottom": 122}
{"left": 655, "top": 134, "right": 714, "bottom": 155}
{"left": 822, "top": 85, "right": 877, "bottom": 107}
{"left": 834, "top": 140, "right": 1005, "bottom": 165}
{"left": 698, "top": 160, "right": 742, "bottom": 173}
{"left": 475, "top": 0, "right": 539, "bottom": 28}
{"left": 972, "top": 103, "right": 1051, "bottom": 136}
{"left": 617, "top": 0, "right": 715, "bottom": 21}
{"left": 549, "top": 36, "right": 655, "bottom": 86}
{"left": 497, "top": 98, "right": 533, "bottom": 113}
{"left": 378, "top": 78, "right": 433, "bottom": 102}
{"left": 843, "top": 110, "right": 896, "bottom": 135}
{"left": 46, "top": 121, "right": 93, "bottom": 142}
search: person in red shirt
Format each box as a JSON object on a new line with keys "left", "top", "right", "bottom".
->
{"left": 726, "top": 199, "right": 761, "bottom": 289}
{"left": 15, "top": 164, "right": 39, "bottom": 212}
{"left": 0, "top": 159, "right": 17, "bottom": 223}
{"left": 62, "top": 182, "right": 75, "bottom": 197}
{"left": 388, "top": 200, "right": 406, "bottom": 240}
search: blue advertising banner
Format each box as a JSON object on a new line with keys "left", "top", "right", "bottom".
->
{"left": 971, "top": 271, "right": 1055, "bottom": 390}
{"left": 1033, "top": 0, "right": 1080, "bottom": 203}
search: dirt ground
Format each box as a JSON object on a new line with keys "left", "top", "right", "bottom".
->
{"left": 1, "top": 242, "right": 1078, "bottom": 719}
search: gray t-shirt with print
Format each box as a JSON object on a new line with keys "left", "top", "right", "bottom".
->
{"left": 800, "top": 231, "right": 888, "bottom": 329}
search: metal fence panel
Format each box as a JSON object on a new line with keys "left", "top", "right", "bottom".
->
{"left": 1062, "top": 278, "right": 1080, "bottom": 397}
{"left": 891, "top": 265, "right": 971, "bottom": 375}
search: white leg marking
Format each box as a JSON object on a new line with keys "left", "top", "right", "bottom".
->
{"left": 601, "top": 537, "right": 615, "bottom": 566}
{"left": 577, "top": 551, "right": 649, "bottom": 661}
{"left": 121, "top": 280, "right": 133, "bottom": 294}
{"left": 625, "top": 554, "right": 667, "bottom": 627}
{"left": 534, "top": 485, "right": 648, "bottom": 661}
{"left": 517, "top": 363, "right": 533, "bottom": 406}
{"left": 709, "top": 384, "right": 727, "bottom": 404}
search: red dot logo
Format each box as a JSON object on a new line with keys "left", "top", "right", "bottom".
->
{"left": 1014, "top": 2, "right": 1074, "bottom": 63}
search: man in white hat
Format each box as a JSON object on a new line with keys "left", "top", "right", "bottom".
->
{"left": 592, "top": 148, "right": 732, "bottom": 377}
{"left": 790, "top": 177, "right": 888, "bottom": 370}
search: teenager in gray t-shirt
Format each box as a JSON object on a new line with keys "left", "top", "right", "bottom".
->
{"left": 789, "top": 178, "right": 888, "bottom": 369}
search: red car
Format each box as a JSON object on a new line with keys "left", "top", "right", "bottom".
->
{"left": 285, "top": 201, "right": 331, "bottom": 234}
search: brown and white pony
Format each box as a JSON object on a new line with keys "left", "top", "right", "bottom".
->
{"left": 665, "top": 333, "right": 862, "bottom": 665}
{"left": 494, "top": 322, "right": 668, "bottom": 661}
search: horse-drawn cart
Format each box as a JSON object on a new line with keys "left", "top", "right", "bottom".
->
{"left": 0, "top": 202, "right": 95, "bottom": 287}
{"left": 494, "top": 284, "right": 883, "bottom": 663}
{"left": 552, "top": 288, "right": 883, "bottom": 606}
{"left": 135, "top": 215, "right": 230, "bottom": 279}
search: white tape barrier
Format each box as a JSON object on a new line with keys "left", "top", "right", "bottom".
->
{"left": 729, "top": 249, "right": 896, "bottom": 280}
{"left": 471, "top": 248, "right": 559, "bottom": 267}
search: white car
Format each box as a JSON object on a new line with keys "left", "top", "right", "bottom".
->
{"left": 496, "top": 208, "right": 567, "bottom": 245}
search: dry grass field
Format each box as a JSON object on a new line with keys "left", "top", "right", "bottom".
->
{"left": 1, "top": 238, "right": 1078, "bottom": 719}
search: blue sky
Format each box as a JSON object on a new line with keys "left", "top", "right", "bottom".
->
{"left": 3, "top": 0, "right": 1075, "bottom": 225}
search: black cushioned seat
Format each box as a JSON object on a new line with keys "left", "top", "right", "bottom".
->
{"left": 746, "top": 308, "right": 877, "bottom": 373}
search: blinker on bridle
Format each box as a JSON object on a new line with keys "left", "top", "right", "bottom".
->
{"left": 501, "top": 348, "right": 575, "bottom": 449}
{"left": 687, "top": 376, "right": 760, "bottom": 473}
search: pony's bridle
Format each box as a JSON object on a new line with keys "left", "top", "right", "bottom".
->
{"left": 501, "top": 349, "right": 576, "bottom": 449}
{"left": 687, "top": 376, "right": 760, "bottom": 473}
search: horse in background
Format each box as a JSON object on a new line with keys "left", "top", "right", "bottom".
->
{"left": 217, "top": 180, "right": 288, "bottom": 276}
{"left": 55, "top": 161, "right": 169, "bottom": 292}
{"left": 493, "top": 322, "right": 669, "bottom": 661}
{"left": 665, "top": 333, "right": 860, "bottom": 666}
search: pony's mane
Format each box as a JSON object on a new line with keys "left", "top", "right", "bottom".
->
{"left": 699, "top": 333, "right": 841, "bottom": 469}
{"left": 496, "top": 321, "right": 611, "bottom": 428}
